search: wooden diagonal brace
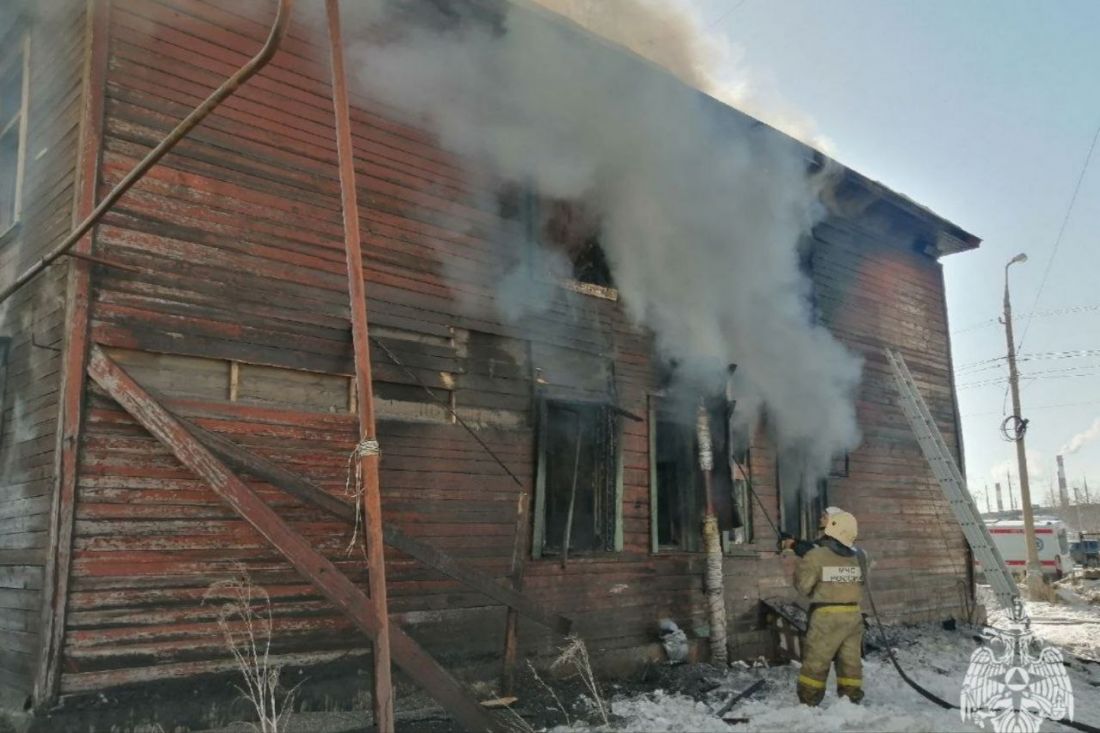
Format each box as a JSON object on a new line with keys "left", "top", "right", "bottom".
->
{"left": 181, "top": 417, "right": 573, "bottom": 635}
{"left": 86, "top": 346, "right": 501, "bottom": 733}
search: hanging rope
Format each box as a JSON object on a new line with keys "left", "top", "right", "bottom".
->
{"left": 344, "top": 437, "right": 380, "bottom": 556}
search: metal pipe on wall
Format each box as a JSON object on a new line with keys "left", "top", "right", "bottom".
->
{"left": 324, "top": 1, "right": 395, "bottom": 729}
{"left": 0, "top": 0, "right": 295, "bottom": 306}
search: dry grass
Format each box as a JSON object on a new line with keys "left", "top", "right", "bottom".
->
{"left": 204, "top": 571, "right": 299, "bottom": 733}
{"left": 526, "top": 659, "right": 571, "bottom": 726}
{"left": 550, "top": 635, "right": 608, "bottom": 726}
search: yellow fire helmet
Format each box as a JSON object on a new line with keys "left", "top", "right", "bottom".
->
{"left": 823, "top": 511, "right": 858, "bottom": 548}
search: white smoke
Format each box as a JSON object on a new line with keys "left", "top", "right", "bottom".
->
{"left": 528, "top": 0, "right": 834, "bottom": 153}
{"left": 345, "top": 0, "right": 862, "bottom": 476}
{"left": 1061, "top": 417, "right": 1100, "bottom": 456}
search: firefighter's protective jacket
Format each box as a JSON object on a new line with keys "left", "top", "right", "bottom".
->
{"left": 794, "top": 538, "right": 864, "bottom": 605}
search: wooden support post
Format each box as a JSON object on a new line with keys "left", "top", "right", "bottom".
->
{"left": 501, "top": 490, "right": 530, "bottom": 696}
{"left": 180, "top": 417, "right": 572, "bottom": 634}
{"left": 86, "top": 346, "right": 501, "bottom": 733}
{"left": 35, "top": 0, "right": 109, "bottom": 709}
{"left": 325, "top": 1, "right": 393, "bottom": 728}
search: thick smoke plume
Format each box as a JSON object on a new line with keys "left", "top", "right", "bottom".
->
{"left": 1062, "top": 417, "right": 1100, "bottom": 456}
{"left": 528, "top": 0, "right": 833, "bottom": 152}
{"left": 346, "top": 0, "right": 862, "bottom": 477}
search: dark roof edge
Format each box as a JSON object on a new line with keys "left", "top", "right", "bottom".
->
{"left": 829, "top": 154, "right": 982, "bottom": 257}
{"left": 510, "top": 0, "right": 982, "bottom": 257}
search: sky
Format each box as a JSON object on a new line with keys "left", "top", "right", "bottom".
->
{"left": 653, "top": 0, "right": 1100, "bottom": 512}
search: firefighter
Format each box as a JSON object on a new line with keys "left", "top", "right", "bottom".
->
{"left": 780, "top": 506, "right": 843, "bottom": 557}
{"left": 793, "top": 510, "right": 864, "bottom": 706}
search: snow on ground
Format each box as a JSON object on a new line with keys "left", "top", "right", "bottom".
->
{"left": 556, "top": 584, "right": 1100, "bottom": 733}
{"left": 985, "top": 575, "right": 1100, "bottom": 662}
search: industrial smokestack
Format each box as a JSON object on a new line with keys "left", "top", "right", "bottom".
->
{"left": 995, "top": 482, "right": 1004, "bottom": 513}
{"left": 1057, "top": 454, "right": 1070, "bottom": 509}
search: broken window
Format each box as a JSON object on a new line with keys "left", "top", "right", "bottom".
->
{"left": 648, "top": 396, "right": 747, "bottom": 553}
{"left": 729, "top": 442, "right": 753, "bottom": 546}
{"left": 0, "top": 34, "right": 27, "bottom": 236}
{"left": 776, "top": 453, "right": 830, "bottom": 540}
{"left": 532, "top": 399, "right": 621, "bottom": 557}
{"left": 829, "top": 452, "right": 850, "bottom": 478}
{"left": 541, "top": 198, "right": 613, "bottom": 288}
{"left": 499, "top": 182, "right": 616, "bottom": 294}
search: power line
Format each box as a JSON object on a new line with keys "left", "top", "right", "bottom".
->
{"left": 961, "top": 396, "right": 1100, "bottom": 419}
{"left": 957, "top": 364, "right": 1100, "bottom": 390}
{"left": 956, "top": 348, "right": 1100, "bottom": 374}
{"left": 1016, "top": 114, "right": 1100, "bottom": 354}
{"left": 952, "top": 303, "right": 1100, "bottom": 336}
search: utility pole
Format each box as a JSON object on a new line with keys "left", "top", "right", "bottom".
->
{"left": 1007, "top": 471, "right": 1016, "bottom": 512}
{"left": 1002, "top": 252, "right": 1046, "bottom": 597}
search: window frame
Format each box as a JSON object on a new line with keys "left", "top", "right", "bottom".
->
{"left": 0, "top": 32, "right": 30, "bottom": 240}
{"left": 776, "top": 453, "right": 831, "bottom": 539}
{"left": 648, "top": 394, "right": 753, "bottom": 555}
{"left": 531, "top": 396, "right": 623, "bottom": 559}
{"left": 507, "top": 184, "right": 620, "bottom": 303}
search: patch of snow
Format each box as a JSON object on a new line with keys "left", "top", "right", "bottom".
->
{"left": 985, "top": 576, "right": 1100, "bottom": 661}
{"left": 557, "top": 617, "right": 1100, "bottom": 733}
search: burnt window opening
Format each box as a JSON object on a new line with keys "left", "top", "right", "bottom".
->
{"left": 649, "top": 395, "right": 747, "bottom": 553}
{"left": 798, "top": 238, "right": 821, "bottom": 324}
{"left": 776, "top": 454, "right": 830, "bottom": 540}
{"left": 533, "top": 399, "right": 620, "bottom": 557}
{"left": 653, "top": 407, "right": 706, "bottom": 552}
{"left": 829, "top": 452, "right": 850, "bottom": 478}
{"left": 498, "top": 183, "right": 615, "bottom": 291}
{"left": 542, "top": 198, "right": 613, "bottom": 288}
{"left": 0, "top": 32, "right": 28, "bottom": 236}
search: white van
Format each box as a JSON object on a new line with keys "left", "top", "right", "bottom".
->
{"left": 983, "top": 518, "right": 1073, "bottom": 580}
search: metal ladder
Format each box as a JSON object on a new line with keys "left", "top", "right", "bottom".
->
{"left": 884, "top": 348, "right": 1019, "bottom": 612}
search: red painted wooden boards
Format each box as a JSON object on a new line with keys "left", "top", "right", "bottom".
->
{"left": 36, "top": 0, "right": 110, "bottom": 709}
{"left": 86, "top": 345, "right": 500, "bottom": 732}
{"left": 181, "top": 414, "right": 572, "bottom": 634}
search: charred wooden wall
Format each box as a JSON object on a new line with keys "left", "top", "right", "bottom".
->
{"left": 0, "top": 0, "right": 87, "bottom": 707}
{"left": 36, "top": 0, "right": 971, "bottom": 709}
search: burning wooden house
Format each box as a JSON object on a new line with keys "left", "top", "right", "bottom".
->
{"left": 0, "top": 0, "right": 980, "bottom": 729}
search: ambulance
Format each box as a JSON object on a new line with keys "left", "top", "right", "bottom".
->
{"left": 983, "top": 518, "right": 1073, "bottom": 579}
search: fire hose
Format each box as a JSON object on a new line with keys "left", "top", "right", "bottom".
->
{"left": 732, "top": 458, "right": 1100, "bottom": 733}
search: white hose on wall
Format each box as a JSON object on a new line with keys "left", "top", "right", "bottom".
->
{"left": 697, "top": 405, "right": 728, "bottom": 666}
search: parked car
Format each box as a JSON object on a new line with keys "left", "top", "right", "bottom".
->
{"left": 1070, "top": 536, "right": 1100, "bottom": 567}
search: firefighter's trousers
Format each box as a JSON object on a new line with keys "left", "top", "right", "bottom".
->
{"left": 797, "top": 605, "right": 864, "bottom": 705}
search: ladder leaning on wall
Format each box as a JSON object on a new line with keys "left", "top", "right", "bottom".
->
{"left": 884, "top": 347, "right": 1020, "bottom": 614}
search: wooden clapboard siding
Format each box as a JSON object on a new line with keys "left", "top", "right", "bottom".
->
{"left": 811, "top": 215, "right": 971, "bottom": 619}
{"left": 32, "top": 0, "right": 976, "bottom": 710}
{"left": 0, "top": 0, "right": 87, "bottom": 707}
